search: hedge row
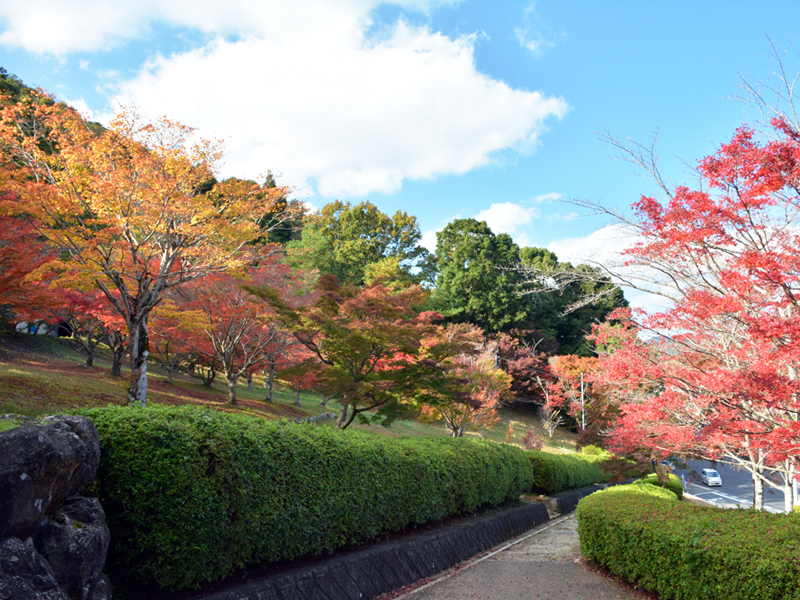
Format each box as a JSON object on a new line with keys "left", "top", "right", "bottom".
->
{"left": 79, "top": 405, "right": 533, "bottom": 593}
{"left": 526, "top": 449, "right": 607, "bottom": 494}
{"left": 577, "top": 485, "right": 800, "bottom": 600}
{"left": 637, "top": 472, "right": 684, "bottom": 499}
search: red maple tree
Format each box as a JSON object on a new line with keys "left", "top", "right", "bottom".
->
{"left": 591, "top": 117, "right": 800, "bottom": 511}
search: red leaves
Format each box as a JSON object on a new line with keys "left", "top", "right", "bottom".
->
{"left": 594, "top": 118, "right": 800, "bottom": 482}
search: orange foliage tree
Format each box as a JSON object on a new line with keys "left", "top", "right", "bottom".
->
{"left": 0, "top": 184, "right": 59, "bottom": 329}
{"left": 277, "top": 344, "right": 324, "bottom": 407}
{"left": 417, "top": 324, "right": 511, "bottom": 437}
{"left": 170, "top": 269, "right": 286, "bottom": 405}
{"left": 0, "top": 95, "right": 292, "bottom": 405}
{"left": 253, "top": 275, "right": 437, "bottom": 429}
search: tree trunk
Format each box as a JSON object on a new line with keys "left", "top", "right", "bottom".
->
{"left": 264, "top": 362, "right": 276, "bottom": 403}
{"left": 202, "top": 365, "right": 217, "bottom": 386}
{"left": 110, "top": 344, "right": 125, "bottom": 377}
{"left": 167, "top": 368, "right": 174, "bottom": 384}
{"left": 127, "top": 320, "right": 149, "bottom": 407}
{"left": 226, "top": 372, "right": 239, "bottom": 405}
{"left": 753, "top": 475, "right": 764, "bottom": 510}
{"left": 85, "top": 320, "right": 95, "bottom": 367}
{"left": 784, "top": 463, "right": 796, "bottom": 513}
{"left": 295, "top": 388, "right": 301, "bottom": 406}
{"left": 337, "top": 402, "right": 349, "bottom": 428}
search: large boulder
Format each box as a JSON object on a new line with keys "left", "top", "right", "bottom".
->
{"left": 0, "top": 416, "right": 101, "bottom": 540}
{"left": 0, "top": 536, "right": 70, "bottom": 600}
{"left": 34, "top": 497, "right": 110, "bottom": 600}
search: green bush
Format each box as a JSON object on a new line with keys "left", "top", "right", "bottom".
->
{"left": 527, "top": 450, "right": 607, "bottom": 495}
{"left": 578, "top": 444, "right": 608, "bottom": 457}
{"left": 593, "top": 481, "right": 678, "bottom": 502}
{"left": 577, "top": 485, "right": 800, "bottom": 600}
{"left": 78, "top": 405, "right": 532, "bottom": 593}
{"left": 636, "top": 472, "right": 684, "bottom": 499}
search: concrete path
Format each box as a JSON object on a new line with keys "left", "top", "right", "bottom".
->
{"left": 385, "top": 515, "right": 644, "bottom": 600}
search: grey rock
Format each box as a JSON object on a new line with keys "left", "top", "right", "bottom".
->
{"left": 89, "top": 574, "right": 111, "bottom": 600}
{"left": 0, "top": 536, "right": 70, "bottom": 600}
{"left": 35, "top": 497, "right": 110, "bottom": 600}
{"left": 0, "top": 416, "right": 100, "bottom": 539}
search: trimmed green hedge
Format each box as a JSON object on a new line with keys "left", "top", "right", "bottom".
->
{"left": 591, "top": 480, "right": 678, "bottom": 502}
{"left": 577, "top": 486, "right": 800, "bottom": 600}
{"left": 637, "top": 472, "right": 684, "bottom": 500}
{"left": 527, "top": 450, "right": 606, "bottom": 494}
{"left": 79, "top": 405, "right": 533, "bottom": 592}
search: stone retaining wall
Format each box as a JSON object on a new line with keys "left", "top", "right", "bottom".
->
{"left": 181, "top": 502, "right": 549, "bottom": 600}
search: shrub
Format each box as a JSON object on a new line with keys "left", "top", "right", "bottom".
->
{"left": 636, "top": 472, "right": 684, "bottom": 500}
{"left": 577, "top": 485, "right": 800, "bottom": 600}
{"left": 520, "top": 429, "right": 544, "bottom": 450}
{"left": 593, "top": 481, "right": 678, "bottom": 502}
{"left": 527, "top": 450, "right": 606, "bottom": 495}
{"left": 578, "top": 444, "right": 607, "bottom": 457}
{"left": 78, "top": 405, "right": 532, "bottom": 593}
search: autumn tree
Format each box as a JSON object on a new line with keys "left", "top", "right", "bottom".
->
{"left": 251, "top": 257, "right": 311, "bottom": 404}
{"left": 277, "top": 344, "right": 324, "bottom": 407}
{"left": 261, "top": 329, "right": 298, "bottom": 403}
{"left": 494, "top": 331, "right": 552, "bottom": 407}
{"left": 252, "top": 275, "right": 437, "bottom": 429}
{"left": 585, "top": 109, "right": 800, "bottom": 510}
{"left": 148, "top": 300, "right": 204, "bottom": 383}
{"left": 535, "top": 354, "right": 618, "bottom": 446}
{"left": 58, "top": 289, "right": 112, "bottom": 368}
{"left": 0, "top": 95, "right": 291, "bottom": 405}
{"left": 417, "top": 324, "right": 511, "bottom": 437}
{"left": 167, "top": 269, "right": 285, "bottom": 405}
{"left": 0, "top": 182, "right": 59, "bottom": 330}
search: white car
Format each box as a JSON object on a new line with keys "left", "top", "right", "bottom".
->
{"left": 701, "top": 468, "right": 722, "bottom": 486}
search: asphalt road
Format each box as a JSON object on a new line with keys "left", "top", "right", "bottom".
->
{"left": 671, "top": 459, "right": 786, "bottom": 513}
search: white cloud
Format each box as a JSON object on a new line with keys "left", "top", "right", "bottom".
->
{"left": 548, "top": 224, "right": 634, "bottom": 265}
{"left": 513, "top": 2, "right": 563, "bottom": 56}
{"left": 548, "top": 224, "right": 674, "bottom": 315}
{"left": 0, "top": 1, "right": 569, "bottom": 199}
{"left": 533, "top": 192, "right": 562, "bottom": 203}
{"left": 475, "top": 201, "right": 539, "bottom": 246}
{"left": 545, "top": 211, "right": 579, "bottom": 222}
{"left": 0, "top": 2, "right": 146, "bottom": 54}
{"left": 420, "top": 229, "right": 439, "bottom": 253}
{"left": 62, "top": 96, "right": 94, "bottom": 120}
{"left": 0, "top": 0, "right": 470, "bottom": 55}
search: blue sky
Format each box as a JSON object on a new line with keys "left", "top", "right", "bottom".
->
{"left": 2, "top": 0, "right": 799, "bottom": 302}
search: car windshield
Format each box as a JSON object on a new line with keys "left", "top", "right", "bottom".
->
{"left": 707, "top": 470, "right": 719, "bottom": 477}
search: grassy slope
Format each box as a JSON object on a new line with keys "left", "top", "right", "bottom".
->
{"left": 0, "top": 333, "right": 578, "bottom": 450}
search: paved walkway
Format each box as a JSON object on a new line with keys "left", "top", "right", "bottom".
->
{"left": 386, "top": 515, "right": 644, "bottom": 600}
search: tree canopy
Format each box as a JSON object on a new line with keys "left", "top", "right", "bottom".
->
{"left": 0, "top": 94, "right": 292, "bottom": 405}
{"left": 592, "top": 116, "right": 800, "bottom": 511}
{"left": 430, "top": 218, "right": 527, "bottom": 333}
{"left": 287, "top": 200, "right": 432, "bottom": 286}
